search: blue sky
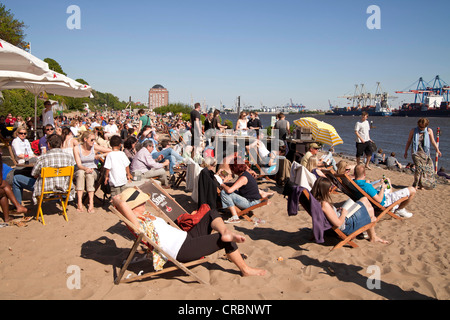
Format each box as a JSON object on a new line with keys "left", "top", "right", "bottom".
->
{"left": 2, "top": 0, "right": 450, "bottom": 109}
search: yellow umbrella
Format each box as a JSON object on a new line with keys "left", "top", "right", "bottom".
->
{"left": 294, "top": 117, "right": 344, "bottom": 146}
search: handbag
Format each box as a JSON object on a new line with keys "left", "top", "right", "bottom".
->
{"left": 176, "top": 204, "right": 211, "bottom": 231}
{"left": 369, "top": 140, "right": 377, "bottom": 153}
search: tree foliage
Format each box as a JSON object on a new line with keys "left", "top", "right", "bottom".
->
{"left": 0, "top": 5, "right": 130, "bottom": 116}
{"left": 0, "top": 3, "right": 27, "bottom": 48}
{"left": 44, "top": 58, "right": 67, "bottom": 76}
{"left": 153, "top": 103, "right": 192, "bottom": 116}
{"left": 0, "top": 89, "right": 42, "bottom": 118}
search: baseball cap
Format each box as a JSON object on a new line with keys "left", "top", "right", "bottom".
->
{"left": 310, "top": 143, "right": 321, "bottom": 149}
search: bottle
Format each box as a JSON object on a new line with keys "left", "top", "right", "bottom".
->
{"left": 24, "top": 150, "right": 29, "bottom": 164}
{"left": 382, "top": 175, "right": 391, "bottom": 189}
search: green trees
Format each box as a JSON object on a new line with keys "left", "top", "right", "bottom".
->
{"left": 0, "top": 3, "right": 27, "bottom": 48}
{"left": 0, "top": 3, "right": 130, "bottom": 116}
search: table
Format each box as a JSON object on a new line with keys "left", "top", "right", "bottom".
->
{"left": 212, "top": 134, "right": 281, "bottom": 161}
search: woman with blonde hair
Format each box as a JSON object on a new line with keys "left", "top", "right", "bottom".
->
{"left": 73, "top": 131, "right": 111, "bottom": 213}
{"left": 11, "top": 126, "right": 36, "bottom": 164}
{"left": 336, "top": 160, "right": 355, "bottom": 178}
{"left": 306, "top": 156, "right": 326, "bottom": 178}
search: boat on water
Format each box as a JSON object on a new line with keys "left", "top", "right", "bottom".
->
{"left": 392, "top": 100, "right": 450, "bottom": 117}
{"left": 326, "top": 82, "right": 393, "bottom": 116}
{"left": 393, "top": 76, "right": 450, "bottom": 117}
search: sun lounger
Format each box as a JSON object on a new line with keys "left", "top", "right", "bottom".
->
{"left": 298, "top": 187, "right": 376, "bottom": 250}
{"left": 110, "top": 192, "right": 209, "bottom": 284}
{"left": 324, "top": 171, "right": 407, "bottom": 221}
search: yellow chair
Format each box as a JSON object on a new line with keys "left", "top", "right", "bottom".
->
{"left": 36, "top": 166, "right": 74, "bottom": 225}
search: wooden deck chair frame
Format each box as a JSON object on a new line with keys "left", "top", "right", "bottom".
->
{"left": 299, "top": 188, "right": 376, "bottom": 250}
{"left": 110, "top": 203, "right": 209, "bottom": 285}
{"left": 235, "top": 197, "right": 269, "bottom": 222}
{"left": 325, "top": 171, "right": 407, "bottom": 222}
{"left": 247, "top": 147, "right": 276, "bottom": 182}
{"left": 216, "top": 186, "right": 269, "bottom": 223}
{"left": 7, "top": 145, "right": 19, "bottom": 166}
{"left": 36, "top": 166, "right": 74, "bottom": 225}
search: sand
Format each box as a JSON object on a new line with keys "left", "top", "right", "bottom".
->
{"left": 0, "top": 155, "right": 449, "bottom": 300}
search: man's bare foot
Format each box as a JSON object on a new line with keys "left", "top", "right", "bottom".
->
{"left": 15, "top": 206, "right": 28, "bottom": 214}
{"left": 77, "top": 205, "right": 85, "bottom": 213}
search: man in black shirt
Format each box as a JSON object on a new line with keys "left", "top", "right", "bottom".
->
{"left": 190, "top": 103, "right": 202, "bottom": 157}
{"left": 247, "top": 112, "right": 262, "bottom": 135}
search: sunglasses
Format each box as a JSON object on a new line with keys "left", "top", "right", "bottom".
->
{"left": 18, "top": 132, "right": 27, "bottom": 135}
{"left": 46, "top": 128, "right": 54, "bottom": 132}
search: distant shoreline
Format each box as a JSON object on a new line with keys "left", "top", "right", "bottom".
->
{"left": 222, "top": 112, "right": 326, "bottom": 115}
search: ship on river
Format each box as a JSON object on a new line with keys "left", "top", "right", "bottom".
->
{"left": 326, "top": 82, "right": 393, "bottom": 116}
{"left": 392, "top": 75, "right": 450, "bottom": 117}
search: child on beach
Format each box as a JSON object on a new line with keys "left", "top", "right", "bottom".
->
{"left": 104, "top": 136, "right": 133, "bottom": 197}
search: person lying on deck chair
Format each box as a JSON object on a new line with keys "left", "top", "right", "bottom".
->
{"left": 353, "top": 164, "right": 416, "bottom": 219}
{"left": 112, "top": 188, "right": 266, "bottom": 277}
{"left": 219, "top": 160, "right": 273, "bottom": 224}
{"left": 246, "top": 131, "right": 279, "bottom": 174}
{"left": 312, "top": 177, "right": 389, "bottom": 245}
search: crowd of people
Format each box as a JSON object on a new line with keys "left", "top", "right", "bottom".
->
{"left": 0, "top": 105, "right": 443, "bottom": 278}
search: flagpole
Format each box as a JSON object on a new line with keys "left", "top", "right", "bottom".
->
{"left": 435, "top": 127, "right": 440, "bottom": 173}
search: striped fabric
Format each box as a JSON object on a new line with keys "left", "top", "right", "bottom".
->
{"left": 294, "top": 117, "right": 344, "bottom": 147}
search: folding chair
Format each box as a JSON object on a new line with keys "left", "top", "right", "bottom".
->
{"left": 298, "top": 187, "right": 375, "bottom": 250}
{"left": 325, "top": 171, "right": 407, "bottom": 222}
{"left": 36, "top": 166, "right": 74, "bottom": 225}
{"left": 7, "top": 145, "right": 19, "bottom": 166}
{"left": 110, "top": 203, "right": 209, "bottom": 285}
{"left": 247, "top": 148, "right": 276, "bottom": 182}
{"left": 236, "top": 197, "right": 269, "bottom": 222}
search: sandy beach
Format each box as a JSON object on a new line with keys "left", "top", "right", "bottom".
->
{"left": 0, "top": 154, "right": 449, "bottom": 301}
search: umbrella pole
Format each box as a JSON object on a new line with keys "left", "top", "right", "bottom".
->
{"left": 34, "top": 95, "right": 38, "bottom": 140}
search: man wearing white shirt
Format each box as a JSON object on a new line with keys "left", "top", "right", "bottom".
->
{"left": 104, "top": 118, "right": 119, "bottom": 139}
{"left": 42, "top": 101, "right": 54, "bottom": 127}
{"left": 354, "top": 112, "right": 373, "bottom": 169}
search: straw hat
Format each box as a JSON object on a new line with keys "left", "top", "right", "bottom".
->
{"left": 120, "top": 188, "right": 149, "bottom": 209}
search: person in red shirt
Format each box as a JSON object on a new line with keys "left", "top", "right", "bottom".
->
{"left": 5, "top": 114, "right": 16, "bottom": 126}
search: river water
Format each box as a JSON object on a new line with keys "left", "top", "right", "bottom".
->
{"left": 220, "top": 113, "right": 450, "bottom": 170}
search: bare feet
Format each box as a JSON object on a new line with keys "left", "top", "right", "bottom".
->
{"left": 15, "top": 205, "right": 28, "bottom": 214}
{"left": 371, "top": 236, "right": 389, "bottom": 244}
{"left": 87, "top": 205, "right": 95, "bottom": 213}
{"left": 241, "top": 266, "right": 267, "bottom": 277}
{"left": 76, "top": 204, "right": 85, "bottom": 213}
{"left": 221, "top": 229, "right": 246, "bottom": 243}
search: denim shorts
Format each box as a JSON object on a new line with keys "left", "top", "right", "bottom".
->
{"left": 342, "top": 201, "right": 371, "bottom": 235}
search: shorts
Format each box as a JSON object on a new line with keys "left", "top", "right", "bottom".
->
{"left": 341, "top": 201, "right": 371, "bottom": 236}
{"left": 356, "top": 141, "right": 373, "bottom": 157}
{"left": 384, "top": 188, "right": 410, "bottom": 211}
